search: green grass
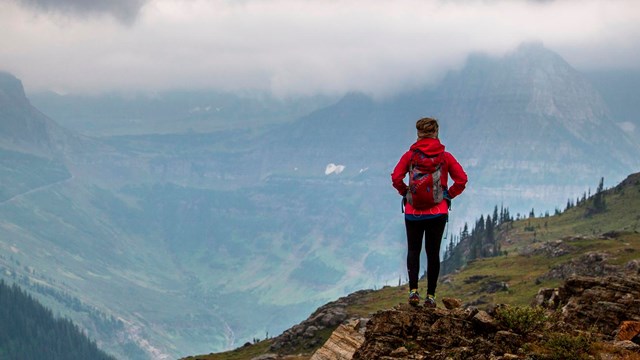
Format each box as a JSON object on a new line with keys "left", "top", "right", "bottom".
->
{"left": 182, "top": 340, "right": 273, "bottom": 360}
{"left": 0, "top": 149, "right": 70, "bottom": 202}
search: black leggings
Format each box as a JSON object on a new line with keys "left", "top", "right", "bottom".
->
{"left": 405, "top": 215, "right": 448, "bottom": 295}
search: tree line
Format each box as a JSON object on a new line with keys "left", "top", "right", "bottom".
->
{"left": 441, "top": 177, "right": 609, "bottom": 275}
{"left": 441, "top": 204, "right": 513, "bottom": 275}
{"left": 0, "top": 280, "right": 116, "bottom": 360}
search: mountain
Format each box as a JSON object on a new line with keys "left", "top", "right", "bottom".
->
{"left": 0, "top": 280, "right": 116, "bottom": 360}
{"left": 257, "top": 43, "right": 640, "bottom": 230}
{"left": 302, "top": 44, "right": 633, "bottom": 193}
{"left": 585, "top": 69, "right": 640, "bottom": 138}
{"left": 0, "top": 71, "right": 86, "bottom": 157}
{"left": 28, "top": 89, "right": 338, "bottom": 136}
{"left": 432, "top": 43, "right": 639, "bottom": 184}
{"left": 1, "top": 73, "right": 399, "bottom": 359}
{"left": 0, "top": 72, "right": 74, "bottom": 202}
{"left": 0, "top": 71, "right": 55, "bottom": 154}
{"left": 2, "top": 43, "right": 640, "bottom": 359}
{"left": 187, "top": 171, "right": 640, "bottom": 359}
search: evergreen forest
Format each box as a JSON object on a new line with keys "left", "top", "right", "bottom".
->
{"left": 0, "top": 280, "right": 115, "bottom": 360}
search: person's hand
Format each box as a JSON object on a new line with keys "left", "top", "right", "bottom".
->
{"left": 443, "top": 190, "right": 451, "bottom": 209}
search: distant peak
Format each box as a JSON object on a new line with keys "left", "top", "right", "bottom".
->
{"left": 0, "top": 71, "right": 29, "bottom": 105}
{"left": 510, "top": 41, "right": 565, "bottom": 61}
{"left": 516, "top": 41, "right": 547, "bottom": 52}
{"left": 0, "top": 71, "right": 21, "bottom": 85}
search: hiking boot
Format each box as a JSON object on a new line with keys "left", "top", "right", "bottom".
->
{"left": 408, "top": 289, "right": 420, "bottom": 306}
{"left": 424, "top": 294, "right": 437, "bottom": 308}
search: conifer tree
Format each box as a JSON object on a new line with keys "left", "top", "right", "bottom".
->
{"left": 0, "top": 280, "right": 115, "bottom": 360}
{"left": 590, "top": 177, "right": 606, "bottom": 214}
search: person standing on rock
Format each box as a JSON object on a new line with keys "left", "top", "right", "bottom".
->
{"left": 391, "top": 117, "right": 468, "bottom": 307}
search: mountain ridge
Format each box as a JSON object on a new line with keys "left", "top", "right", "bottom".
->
{"left": 0, "top": 71, "right": 79, "bottom": 157}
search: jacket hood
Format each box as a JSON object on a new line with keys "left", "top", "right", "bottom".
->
{"left": 409, "top": 138, "right": 445, "bottom": 155}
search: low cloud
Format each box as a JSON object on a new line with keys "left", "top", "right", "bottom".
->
{"left": 1, "top": 0, "right": 639, "bottom": 96}
{"left": 14, "top": 0, "right": 147, "bottom": 24}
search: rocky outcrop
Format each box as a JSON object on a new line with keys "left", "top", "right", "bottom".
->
{"left": 535, "top": 237, "right": 639, "bottom": 282}
{"left": 537, "top": 275, "right": 640, "bottom": 336}
{"left": 520, "top": 238, "right": 577, "bottom": 258}
{"left": 310, "top": 318, "right": 366, "bottom": 360}
{"left": 246, "top": 274, "right": 640, "bottom": 360}
{"left": 268, "top": 290, "right": 373, "bottom": 354}
{"left": 352, "top": 275, "right": 640, "bottom": 359}
{"left": 352, "top": 302, "right": 523, "bottom": 360}
{"left": 537, "top": 251, "right": 621, "bottom": 281}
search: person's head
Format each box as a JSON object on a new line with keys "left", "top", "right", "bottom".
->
{"left": 416, "top": 117, "right": 439, "bottom": 139}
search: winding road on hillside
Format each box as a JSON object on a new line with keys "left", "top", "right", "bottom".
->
{"left": 0, "top": 175, "right": 74, "bottom": 206}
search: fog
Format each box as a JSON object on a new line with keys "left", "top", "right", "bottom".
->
{"left": 2, "top": 0, "right": 639, "bottom": 97}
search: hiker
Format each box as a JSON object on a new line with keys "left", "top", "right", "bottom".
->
{"left": 391, "top": 117, "right": 468, "bottom": 307}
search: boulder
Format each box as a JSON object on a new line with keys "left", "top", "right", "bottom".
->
{"left": 441, "top": 297, "right": 463, "bottom": 309}
{"left": 471, "top": 310, "right": 498, "bottom": 333}
{"left": 310, "top": 319, "right": 366, "bottom": 360}
{"left": 613, "top": 340, "right": 640, "bottom": 352}
{"left": 251, "top": 354, "right": 279, "bottom": 360}
{"left": 616, "top": 321, "right": 640, "bottom": 343}
{"left": 268, "top": 290, "right": 374, "bottom": 353}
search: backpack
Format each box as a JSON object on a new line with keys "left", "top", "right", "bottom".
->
{"left": 406, "top": 149, "right": 445, "bottom": 209}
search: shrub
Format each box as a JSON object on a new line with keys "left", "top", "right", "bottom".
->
{"left": 495, "top": 305, "right": 548, "bottom": 335}
{"left": 545, "top": 332, "right": 592, "bottom": 360}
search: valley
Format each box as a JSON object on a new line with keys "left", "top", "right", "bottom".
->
{"left": 1, "top": 43, "right": 639, "bottom": 359}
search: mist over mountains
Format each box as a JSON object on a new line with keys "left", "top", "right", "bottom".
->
{"left": 1, "top": 43, "right": 639, "bottom": 359}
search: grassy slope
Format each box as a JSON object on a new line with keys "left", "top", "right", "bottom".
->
{"left": 185, "top": 173, "right": 640, "bottom": 359}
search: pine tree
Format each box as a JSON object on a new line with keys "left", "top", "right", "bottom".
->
{"left": 0, "top": 280, "right": 115, "bottom": 360}
{"left": 591, "top": 177, "right": 606, "bottom": 214}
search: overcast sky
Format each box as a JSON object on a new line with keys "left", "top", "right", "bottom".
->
{"left": 1, "top": 0, "right": 639, "bottom": 97}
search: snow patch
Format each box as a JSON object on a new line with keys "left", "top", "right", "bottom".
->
{"left": 189, "top": 105, "right": 214, "bottom": 113}
{"left": 618, "top": 121, "right": 636, "bottom": 134}
{"left": 325, "top": 163, "right": 345, "bottom": 175}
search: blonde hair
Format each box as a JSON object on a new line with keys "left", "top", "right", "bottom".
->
{"left": 416, "top": 117, "right": 439, "bottom": 139}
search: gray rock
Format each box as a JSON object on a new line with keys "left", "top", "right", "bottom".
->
{"left": 251, "top": 353, "right": 279, "bottom": 360}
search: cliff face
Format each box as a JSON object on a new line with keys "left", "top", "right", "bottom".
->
{"left": 0, "top": 71, "right": 72, "bottom": 156}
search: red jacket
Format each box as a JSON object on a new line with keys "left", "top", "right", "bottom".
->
{"left": 391, "top": 138, "right": 468, "bottom": 216}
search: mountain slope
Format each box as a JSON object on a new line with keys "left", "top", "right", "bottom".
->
{"left": 262, "top": 43, "right": 640, "bottom": 179}
{"left": 0, "top": 280, "right": 116, "bottom": 360}
{"left": 28, "top": 90, "right": 338, "bottom": 136}
{"left": 0, "top": 71, "right": 86, "bottom": 157}
{"left": 258, "top": 42, "right": 640, "bottom": 232}
{"left": 188, "top": 171, "right": 640, "bottom": 359}
{"left": 1, "top": 74, "right": 402, "bottom": 359}
{"left": 433, "top": 43, "right": 639, "bottom": 184}
{"left": 0, "top": 72, "right": 74, "bottom": 201}
{"left": 586, "top": 69, "right": 640, "bottom": 138}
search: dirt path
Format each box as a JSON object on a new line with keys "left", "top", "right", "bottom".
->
{"left": 0, "top": 175, "right": 74, "bottom": 205}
